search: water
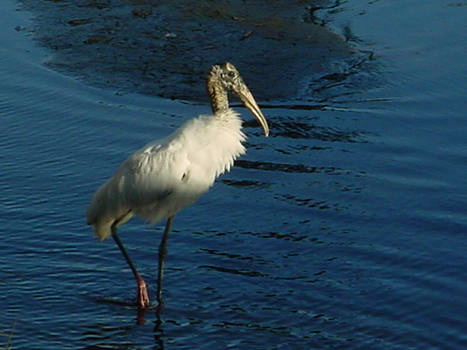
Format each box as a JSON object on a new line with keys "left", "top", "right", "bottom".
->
{"left": 1, "top": 0, "right": 466, "bottom": 349}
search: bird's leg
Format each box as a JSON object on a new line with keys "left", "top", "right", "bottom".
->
{"left": 111, "top": 225, "right": 150, "bottom": 309}
{"left": 157, "top": 216, "right": 174, "bottom": 307}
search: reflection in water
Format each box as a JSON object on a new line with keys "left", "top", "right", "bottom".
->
{"left": 221, "top": 179, "right": 268, "bottom": 188}
{"left": 80, "top": 307, "right": 166, "bottom": 348}
{"left": 236, "top": 159, "right": 317, "bottom": 173}
{"left": 80, "top": 322, "right": 137, "bottom": 348}
{"left": 153, "top": 308, "right": 164, "bottom": 350}
{"left": 270, "top": 118, "right": 369, "bottom": 142}
{"left": 200, "top": 265, "right": 264, "bottom": 278}
{"left": 235, "top": 159, "right": 352, "bottom": 176}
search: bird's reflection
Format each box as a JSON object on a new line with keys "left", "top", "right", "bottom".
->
{"left": 135, "top": 305, "right": 165, "bottom": 349}
{"left": 136, "top": 307, "right": 147, "bottom": 325}
{"left": 153, "top": 307, "right": 164, "bottom": 350}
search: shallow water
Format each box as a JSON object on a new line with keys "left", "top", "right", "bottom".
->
{"left": 1, "top": 0, "right": 466, "bottom": 349}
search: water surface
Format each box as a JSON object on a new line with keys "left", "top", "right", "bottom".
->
{"left": 1, "top": 0, "right": 466, "bottom": 349}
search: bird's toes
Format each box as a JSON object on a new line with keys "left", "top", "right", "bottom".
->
{"left": 136, "top": 278, "right": 150, "bottom": 309}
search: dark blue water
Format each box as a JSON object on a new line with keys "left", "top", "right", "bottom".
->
{"left": 1, "top": 0, "right": 466, "bottom": 349}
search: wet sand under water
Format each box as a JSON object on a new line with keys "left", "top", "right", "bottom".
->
{"left": 18, "top": 0, "right": 364, "bottom": 101}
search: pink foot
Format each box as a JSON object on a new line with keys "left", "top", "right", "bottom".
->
{"left": 136, "top": 275, "right": 150, "bottom": 309}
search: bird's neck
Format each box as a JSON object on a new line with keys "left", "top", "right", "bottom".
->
{"left": 206, "top": 74, "right": 229, "bottom": 114}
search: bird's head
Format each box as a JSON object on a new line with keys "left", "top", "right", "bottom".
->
{"left": 208, "top": 62, "right": 269, "bottom": 137}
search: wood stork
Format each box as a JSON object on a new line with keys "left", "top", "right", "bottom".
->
{"left": 86, "top": 62, "right": 269, "bottom": 309}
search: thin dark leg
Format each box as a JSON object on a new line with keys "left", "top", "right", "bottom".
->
{"left": 157, "top": 216, "right": 174, "bottom": 306}
{"left": 111, "top": 226, "right": 139, "bottom": 278}
{"left": 111, "top": 225, "right": 150, "bottom": 308}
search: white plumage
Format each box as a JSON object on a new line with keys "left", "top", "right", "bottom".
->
{"left": 86, "top": 62, "right": 269, "bottom": 309}
{"left": 87, "top": 109, "right": 246, "bottom": 240}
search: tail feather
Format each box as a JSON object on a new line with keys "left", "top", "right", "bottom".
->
{"left": 86, "top": 180, "right": 130, "bottom": 241}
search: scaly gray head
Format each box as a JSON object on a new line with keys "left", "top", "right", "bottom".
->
{"left": 207, "top": 62, "right": 269, "bottom": 137}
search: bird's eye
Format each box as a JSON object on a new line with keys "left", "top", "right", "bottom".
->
{"left": 227, "top": 71, "right": 236, "bottom": 78}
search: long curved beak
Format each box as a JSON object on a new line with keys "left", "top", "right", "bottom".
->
{"left": 235, "top": 85, "right": 269, "bottom": 137}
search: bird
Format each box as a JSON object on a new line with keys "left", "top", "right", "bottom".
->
{"left": 86, "top": 62, "right": 269, "bottom": 309}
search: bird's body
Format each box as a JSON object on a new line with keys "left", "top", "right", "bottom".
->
{"left": 87, "top": 109, "right": 246, "bottom": 240}
{"left": 86, "top": 62, "right": 268, "bottom": 309}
